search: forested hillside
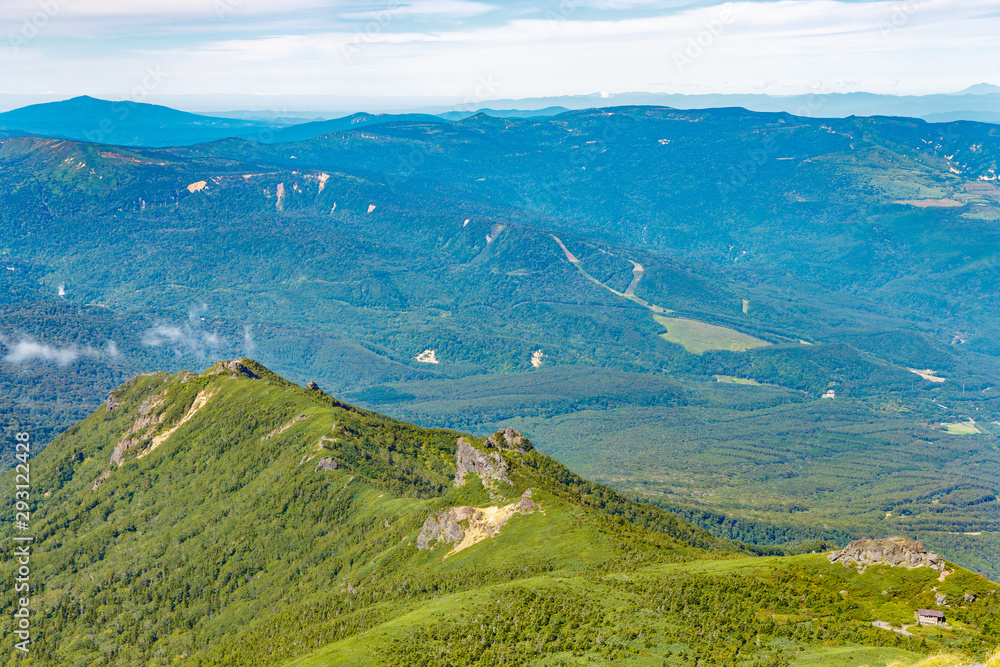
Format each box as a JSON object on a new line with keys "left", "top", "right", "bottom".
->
{"left": 1, "top": 106, "right": 999, "bottom": 579}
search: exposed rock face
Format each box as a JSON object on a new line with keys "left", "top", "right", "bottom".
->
{"left": 314, "top": 457, "right": 338, "bottom": 472}
{"left": 205, "top": 358, "right": 260, "bottom": 380}
{"left": 490, "top": 427, "right": 528, "bottom": 452}
{"left": 109, "top": 392, "right": 167, "bottom": 467}
{"left": 454, "top": 438, "right": 511, "bottom": 488}
{"left": 964, "top": 593, "right": 977, "bottom": 603}
{"left": 515, "top": 488, "right": 539, "bottom": 513}
{"left": 417, "top": 507, "right": 472, "bottom": 550}
{"left": 828, "top": 537, "right": 946, "bottom": 573}
{"left": 416, "top": 489, "right": 540, "bottom": 556}
{"left": 453, "top": 429, "right": 530, "bottom": 488}
{"left": 935, "top": 592, "right": 948, "bottom": 606}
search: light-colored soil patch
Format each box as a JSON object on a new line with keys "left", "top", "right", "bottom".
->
{"left": 139, "top": 389, "right": 216, "bottom": 458}
{"left": 261, "top": 414, "right": 309, "bottom": 442}
{"left": 415, "top": 349, "right": 439, "bottom": 364}
{"left": 909, "top": 368, "right": 946, "bottom": 383}
{"left": 552, "top": 235, "right": 581, "bottom": 264}
{"left": 186, "top": 180, "right": 207, "bottom": 193}
{"left": 530, "top": 350, "right": 545, "bottom": 368}
{"left": 893, "top": 198, "right": 963, "bottom": 208}
{"left": 446, "top": 504, "right": 523, "bottom": 557}
{"left": 623, "top": 261, "right": 643, "bottom": 297}
{"left": 654, "top": 315, "right": 770, "bottom": 354}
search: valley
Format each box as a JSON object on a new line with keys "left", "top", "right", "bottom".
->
{"left": 1, "top": 104, "right": 1000, "bottom": 586}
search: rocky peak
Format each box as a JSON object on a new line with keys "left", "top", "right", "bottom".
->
{"left": 487, "top": 427, "right": 529, "bottom": 452}
{"left": 828, "top": 537, "right": 946, "bottom": 573}
{"left": 454, "top": 438, "right": 511, "bottom": 488}
{"left": 203, "top": 358, "right": 260, "bottom": 380}
{"left": 453, "top": 429, "right": 531, "bottom": 488}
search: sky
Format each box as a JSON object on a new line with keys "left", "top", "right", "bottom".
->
{"left": 1, "top": 0, "right": 999, "bottom": 111}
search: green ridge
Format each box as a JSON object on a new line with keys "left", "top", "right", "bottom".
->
{"left": 0, "top": 361, "right": 997, "bottom": 666}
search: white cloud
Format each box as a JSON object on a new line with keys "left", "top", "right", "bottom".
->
{"left": 4, "top": 0, "right": 999, "bottom": 100}
{"left": 242, "top": 325, "right": 256, "bottom": 354}
{"left": 341, "top": 0, "right": 498, "bottom": 19}
{"left": 3, "top": 340, "right": 80, "bottom": 366}
{"left": 141, "top": 312, "right": 226, "bottom": 359}
{"left": 0, "top": 336, "right": 121, "bottom": 366}
{"left": 142, "top": 325, "right": 186, "bottom": 346}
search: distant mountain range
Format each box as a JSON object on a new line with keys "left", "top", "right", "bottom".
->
{"left": 0, "top": 97, "right": 458, "bottom": 148}
{"left": 419, "top": 84, "right": 1000, "bottom": 124}
{"left": 2, "top": 87, "right": 999, "bottom": 148}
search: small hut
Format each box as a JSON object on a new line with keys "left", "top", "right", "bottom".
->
{"left": 916, "top": 609, "right": 945, "bottom": 626}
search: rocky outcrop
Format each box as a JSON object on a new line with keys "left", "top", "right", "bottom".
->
{"left": 453, "top": 429, "right": 530, "bottom": 489}
{"left": 417, "top": 507, "right": 471, "bottom": 550}
{"left": 314, "top": 457, "right": 338, "bottom": 472}
{"left": 416, "top": 489, "right": 540, "bottom": 556}
{"left": 828, "top": 537, "right": 946, "bottom": 573}
{"left": 205, "top": 358, "right": 260, "bottom": 380}
{"left": 489, "top": 427, "right": 529, "bottom": 452}
{"left": 454, "top": 438, "right": 511, "bottom": 488}
{"left": 109, "top": 392, "right": 167, "bottom": 467}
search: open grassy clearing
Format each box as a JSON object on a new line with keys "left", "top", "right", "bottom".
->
{"left": 715, "top": 374, "right": 762, "bottom": 385}
{"left": 654, "top": 315, "right": 771, "bottom": 354}
{"left": 940, "top": 420, "right": 981, "bottom": 435}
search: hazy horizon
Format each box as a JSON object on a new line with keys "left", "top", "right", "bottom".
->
{"left": 1, "top": 81, "right": 999, "bottom": 117}
{"left": 3, "top": 0, "right": 999, "bottom": 114}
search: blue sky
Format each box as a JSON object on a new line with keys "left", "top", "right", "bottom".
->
{"left": 1, "top": 0, "right": 998, "bottom": 110}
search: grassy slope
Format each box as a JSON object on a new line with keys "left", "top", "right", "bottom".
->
{"left": 0, "top": 360, "right": 716, "bottom": 666}
{"left": 289, "top": 553, "right": 998, "bottom": 667}
{"left": 0, "top": 361, "right": 996, "bottom": 667}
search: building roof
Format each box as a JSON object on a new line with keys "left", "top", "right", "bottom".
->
{"left": 917, "top": 609, "right": 945, "bottom": 618}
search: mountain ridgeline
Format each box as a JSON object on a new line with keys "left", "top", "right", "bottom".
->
{"left": 1, "top": 360, "right": 998, "bottom": 666}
